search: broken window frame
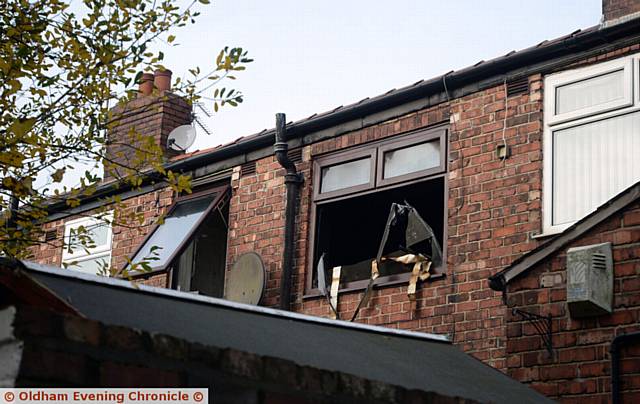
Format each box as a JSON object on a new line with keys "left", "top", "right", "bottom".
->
{"left": 124, "top": 184, "right": 230, "bottom": 277}
{"left": 306, "top": 125, "right": 448, "bottom": 295}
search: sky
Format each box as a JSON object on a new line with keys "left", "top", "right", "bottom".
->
{"left": 38, "top": 0, "right": 603, "bottom": 191}
{"left": 164, "top": 0, "right": 602, "bottom": 152}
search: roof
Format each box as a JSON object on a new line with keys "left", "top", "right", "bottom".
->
{"left": 167, "top": 18, "right": 638, "bottom": 169}
{"left": 0, "top": 258, "right": 551, "bottom": 403}
{"left": 489, "top": 180, "right": 640, "bottom": 290}
{"left": 45, "top": 17, "right": 640, "bottom": 216}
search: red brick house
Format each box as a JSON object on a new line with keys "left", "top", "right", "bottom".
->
{"left": 27, "top": 0, "right": 640, "bottom": 401}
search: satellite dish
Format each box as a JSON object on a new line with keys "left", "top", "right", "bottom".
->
{"left": 167, "top": 124, "right": 196, "bottom": 151}
{"left": 225, "top": 252, "right": 266, "bottom": 305}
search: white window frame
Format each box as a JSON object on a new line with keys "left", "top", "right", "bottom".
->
{"left": 62, "top": 212, "right": 113, "bottom": 274}
{"left": 543, "top": 53, "right": 640, "bottom": 235}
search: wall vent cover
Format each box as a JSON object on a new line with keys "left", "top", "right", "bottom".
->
{"left": 44, "top": 230, "right": 57, "bottom": 241}
{"left": 288, "top": 148, "right": 303, "bottom": 164}
{"left": 507, "top": 77, "right": 529, "bottom": 97}
{"left": 240, "top": 161, "right": 256, "bottom": 177}
{"left": 566, "top": 242, "right": 613, "bottom": 317}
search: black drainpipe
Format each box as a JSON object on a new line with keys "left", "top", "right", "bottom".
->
{"left": 611, "top": 331, "right": 640, "bottom": 404}
{"left": 274, "top": 113, "right": 303, "bottom": 310}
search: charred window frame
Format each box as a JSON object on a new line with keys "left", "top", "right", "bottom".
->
{"left": 307, "top": 125, "right": 448, "bottom": 295}
{"left": 125, "top": 184, "right": 230, "bottom": 297}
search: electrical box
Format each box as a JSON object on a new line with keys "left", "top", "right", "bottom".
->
{"left": 566, "top": 242, "right": 613, "bottom": 317}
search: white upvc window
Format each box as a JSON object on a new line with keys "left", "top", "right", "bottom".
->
{"left": 62, "top": 212, "right": 113, "bottom": 275}
{"left": 543, "top": 53, "right": 640, "bottom": 235}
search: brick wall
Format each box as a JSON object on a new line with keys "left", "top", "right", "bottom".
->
{"left": 505, "top": 201, "right": 640, "bottom": 402}
{"left": 226, "top": 80, "right": 544, "bottom": 369}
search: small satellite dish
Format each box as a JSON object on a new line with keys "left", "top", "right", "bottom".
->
{"left": 167, "top": 124, "right": 196, "bottom": 151}
{"left": 225, "top": 252, "right": 266, "bottom": 305}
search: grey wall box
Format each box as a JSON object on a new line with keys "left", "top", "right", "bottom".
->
{"left": 566, "top": 242, "right": 613, "bottom": 317}
{"left": 225, "top": 252, "right": 266, "bottom": 305}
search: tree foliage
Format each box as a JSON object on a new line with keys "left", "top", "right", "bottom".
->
{"left": 0, "top": 0, "right": 252, "bottom": 273}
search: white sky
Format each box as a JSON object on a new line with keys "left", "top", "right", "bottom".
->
{"left": 166, "top": 0, "right": 601, "bottom": 151}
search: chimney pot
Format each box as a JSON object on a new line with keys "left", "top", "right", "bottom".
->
{"left": 138, "top": 73, "right": 154, "bottom": 97}
{"left": 154, "top": 69, "right": 172, "bottom": 93}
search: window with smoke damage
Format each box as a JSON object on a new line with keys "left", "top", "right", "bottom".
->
{"left": 308, "top": 125, "right": 448, "bottom": 293}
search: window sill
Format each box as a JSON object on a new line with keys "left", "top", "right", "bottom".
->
{"left": 531, "top": 227, "right": 567, "bottom": 239}
{"left": 123, "top": 267, "right": 169, "bottom": 279}
{"left": 303, "top": 272, "right": 445, "bottom": 300}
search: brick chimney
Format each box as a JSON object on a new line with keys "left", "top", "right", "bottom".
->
{"left": 103, "top": 69, "right": 192, "bottom": 182}
{"left": 602, "top": 0, "right": 640, "bottom": 27}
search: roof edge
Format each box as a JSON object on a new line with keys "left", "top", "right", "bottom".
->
{"left": 8, "top": 258, "right": 451, "bottom": 344}
{"left": 489, "top": 180, "right": 640, "bottom": 290}
{"left": 45, "top": 18, "right": 640, "bottom": 215}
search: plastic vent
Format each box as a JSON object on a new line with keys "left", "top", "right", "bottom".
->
{"left": 507, "top": 77, "right": 529, "bottom": 97}
{"left": 44, "top": 230, "right": 57, "bottom": 241}
{"left": 241, "top": 161, "right": 256, "bottom": 177}
{"left": 288, "top": 148, "right": 303, "bottom": 164}
{"left": 591, "top": 253, "right": 607, "bottom": 271}
{"left": 566, "top": 243, "right": 613, "bottom": 317}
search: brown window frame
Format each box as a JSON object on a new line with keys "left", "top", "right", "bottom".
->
{"left": 125, "top": 184, "right": 230, "bottom": 278}
{"left": 312, "top": 147, "right": 377, "bottom": 202}
{"left": 306, "top": 125, "right": 448, "bottom": 296}
{"left": 376, "top": 128, "right": 446, "bottom": 187}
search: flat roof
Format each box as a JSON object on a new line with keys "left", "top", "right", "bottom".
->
{"left": 2, "top": 259, "right": 551, "bottom": 403}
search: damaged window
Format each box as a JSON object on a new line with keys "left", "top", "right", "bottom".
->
{"left": 310, "top": 126, "right": 447, "bottom": 292}
{"left": 126, "top": 185, "right": 230, "bottom": 298}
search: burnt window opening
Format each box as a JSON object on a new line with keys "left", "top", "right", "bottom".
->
{"left": 309, "top": 125, "right": 448, "bottom": 292}
{"left": 313, "top": 177, "right": 444, "bottom": 288}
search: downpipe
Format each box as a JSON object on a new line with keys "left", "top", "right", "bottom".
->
{"left": 611, "top": 332, "right": 640, "bottom": 404}
{"left": 274, "top": 113, "right": 303, "bottom": 310}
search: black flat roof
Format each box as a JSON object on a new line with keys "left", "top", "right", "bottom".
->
{"left": 3, "top": 259, "right": 551, "bottom": 403}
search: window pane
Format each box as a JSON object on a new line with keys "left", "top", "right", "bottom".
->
{"left": 130, "top": 194, "right": 216, "bottom": 270}
{"left": 320, "top": 158, "right": 370, "bottom": 193}
{"left": 555, "top": 69, "right": 625, "bottom": 115}
{"left": 67, "top": 219, "right": 110, "bottom": 254}
{"left": 553, "top": 111, "right": 640, "bottom": 225}
{"left": 68, "top": 255, "right": 111, "bottom": 275}
{"left": 383, "top": 141, "right": 440, "bottom": 179}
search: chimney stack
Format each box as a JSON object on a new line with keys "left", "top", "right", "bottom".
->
{"left": 602, "top": 0, "right": 640, "bottom": 27}
{"left": 104, "top": 68, "right": 192, "bottom": 182}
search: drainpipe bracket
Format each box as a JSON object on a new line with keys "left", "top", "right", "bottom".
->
{"left": 285, "top": 173, "right": 304, "bottom": 184}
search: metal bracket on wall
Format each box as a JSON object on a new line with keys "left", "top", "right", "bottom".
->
{"left": 512, "top": 308, "right": 553, "bottom": 357}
